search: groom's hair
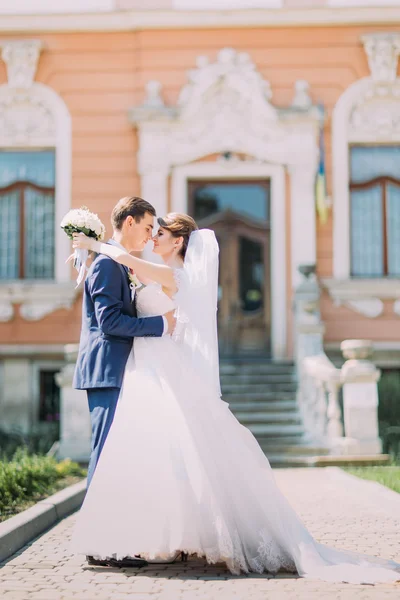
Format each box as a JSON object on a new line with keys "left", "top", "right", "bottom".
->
{"left": 111, "top": 196, "right": 156, "bottom": 230}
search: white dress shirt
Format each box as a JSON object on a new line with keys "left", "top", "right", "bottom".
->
{"left": 108, "top": 239, "right": 168, "bottom": 335}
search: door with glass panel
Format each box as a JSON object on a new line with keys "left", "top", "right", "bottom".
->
{"left": 189, "top": 180, "right": 271, "bottom": 356}
{"left": 350, "top": 146, "right": 400, "bottom": 277}
{"left": 0, "top": 151, "right": 55, "bottom": 280}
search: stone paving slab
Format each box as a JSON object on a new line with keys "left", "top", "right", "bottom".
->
{"left": 0, "top": 468, "right": 399, "bottom": 599}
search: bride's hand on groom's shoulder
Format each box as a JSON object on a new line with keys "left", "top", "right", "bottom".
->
{"left": 164, "top": 310, "right": 176, "bottom": 335}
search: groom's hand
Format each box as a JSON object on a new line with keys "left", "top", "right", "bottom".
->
{"left": 164, "top": 310, "right": 176, "bottom": 334}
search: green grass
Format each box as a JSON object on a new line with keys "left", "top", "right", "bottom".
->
{"left": 0, "top": 449, "right": 87, "bottom": 522}
{"left": 344, "top": 466, "right": 400, "bottom": 494}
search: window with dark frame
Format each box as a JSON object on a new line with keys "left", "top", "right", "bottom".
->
{"left": 39, "top": 370, "right": 60, "bottom": 424}
{"left": 350, "top": 146, "right": 400, "bottom": 278}
{"left": 0, "top": 150, "right": 55, "bottom": 280}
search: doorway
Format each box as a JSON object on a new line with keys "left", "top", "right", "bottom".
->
{"left": 189, "top": 180, "right": 271, "bottom": 356}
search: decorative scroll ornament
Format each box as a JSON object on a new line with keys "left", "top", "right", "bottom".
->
{"left": 0, "top": 91, "right": 55, "bottom": 144}
{"left": 1, "top": 40, "right": 43, "bottom": 89}
{"left": 349, "top": 33, "right": 400, "bottom": 139}
{"left": 361, "top": 33, "right": 400, "bottom": 84}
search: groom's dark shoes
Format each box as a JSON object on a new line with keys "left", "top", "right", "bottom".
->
{"left": 107, "top": 556, "right": 148, "bottom": 568}
{"left": 86, "top": 555, "right": 148, "bottom": 568}
{"left": 86, "top": 555, "right": 108, "bottom": 566}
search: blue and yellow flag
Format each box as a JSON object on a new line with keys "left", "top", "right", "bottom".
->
{"left": 316, "top": 105, "right": 329, "bottom": 225}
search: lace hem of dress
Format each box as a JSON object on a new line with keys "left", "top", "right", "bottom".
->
{"left": 85, "top": 523, "right": 296, "bottom": 576}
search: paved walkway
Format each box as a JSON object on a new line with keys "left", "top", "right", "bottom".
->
{"left": 1, "top": 468, "right": 399, "bottom": 600}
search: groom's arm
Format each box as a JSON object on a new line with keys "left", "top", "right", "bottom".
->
{"left": 89, "top": 257, "right": 164, "bottom": 338}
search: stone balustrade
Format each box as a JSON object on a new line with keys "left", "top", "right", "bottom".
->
{"left": 295, "top": 266, "right": 382, "bottom": 456}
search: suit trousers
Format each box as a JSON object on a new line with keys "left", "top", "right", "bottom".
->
{"left": 86, "top": 387, "right": 120, "bottom": 487}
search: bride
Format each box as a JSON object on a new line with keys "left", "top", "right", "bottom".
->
{"left": 71, "top": 213, "right": 400, "bottom": 584}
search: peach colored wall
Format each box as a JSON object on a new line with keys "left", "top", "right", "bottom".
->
{"left": 0, "top": 25, "right": 398, "bottom": 349}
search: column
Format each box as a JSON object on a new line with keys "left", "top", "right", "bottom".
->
{"left": 289, "top": 163, "right": 318, "bottom": 290}
{"left": 340, "top": 340, "right": 382, "bottom": 455}
{"left": 56, "top": 344, "right": 91, "bottom": 462}
{"left": 140, "top": 168, "right": 169, "bottom": 261}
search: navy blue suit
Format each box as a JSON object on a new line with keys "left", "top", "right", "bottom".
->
{"left": 74, "top": 247, "right": 164, "bottom": 486}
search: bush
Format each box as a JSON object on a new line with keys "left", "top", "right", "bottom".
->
{"left": 0, "top": 449, "right": 86, "bottom": 521}
{"left": 378, "top": 369, "right": 400, "bottom": 460}
{"left": 0, "top": 426, "right": 59, "bottom": 459}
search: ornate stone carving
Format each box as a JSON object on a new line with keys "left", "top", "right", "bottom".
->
{"left": 345, "top": 299, "right": 384, "bottom": 318}
{"left": 1, "top": 40, "right": 43, "bottom": 89}
{"left": 291, "top": 80, "right": 312, "bottom": 110}
{"left": 0, "top": 40, "right": 55, "bottom": 145}
{"left": 0, "top": 302, "right": 14, "bottom": 322}
{"left": 348, "top": 33, "right": 400, "bottom": 140}
{"left": 361, "top": 33, "right": 400, "bottom": 84}
{"left": 393, "top": 299, "right": 400, "bottom": 317}
{"left": 350, "top": 83, "right": 400, "bottom": 138}
{"left": 144, "top": 80, "right": 165, "bottom": 108}
{"left": 130, "top": 47, "right": 319, "bottom": 172}
{"left": 0, "top": 90, "right": 55, "bottom": 145}
{"left": 0, "top": 282, "right": 79, "bottom": 322}
{"left": 177, "top": 48, "right": 278, "bottom": 139}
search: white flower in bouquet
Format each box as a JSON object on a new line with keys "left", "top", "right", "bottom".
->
{"left": 60, "top": 206, "right": 105, "bottom": 241}
{"left": 60, "top": 206, "right": 106, "bottom": 286}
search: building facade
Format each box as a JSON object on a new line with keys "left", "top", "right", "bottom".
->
{"left": 1, "top": 0, "right": 400, "bottom": 441}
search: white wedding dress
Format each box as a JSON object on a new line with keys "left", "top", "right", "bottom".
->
{"left": 71, "top": 234, "right": 400, "bottom": 585}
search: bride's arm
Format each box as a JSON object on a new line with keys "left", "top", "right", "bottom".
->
{"left": 72, "top": 233, "right": 176, "bottom": 291}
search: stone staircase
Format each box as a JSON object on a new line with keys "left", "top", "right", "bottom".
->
{"left": 220, "top": 358, "right": 330, "bottom": 467}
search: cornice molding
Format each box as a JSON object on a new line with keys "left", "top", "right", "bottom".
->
{"left": 0, "top": 7, "right": 400, "bottom": 33}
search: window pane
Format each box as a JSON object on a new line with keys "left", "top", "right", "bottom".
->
{"left": 0, "top": 151, "right": 55, "bottom": 187}
{"left": 351, "top": 186, "right": 383, "bottom": 276}
{"left": 25, "top": 187, "right": 55, "bottom": 279}
{"left": 39, "top": 370, "right": 60, "bottom": 424}
{"left": 351, "top": 146, "right": 400, "bottom": 183}
{"left": 192, "top": 182, "right": 269, "bottom": 223}
{"left": 386, "top": 183, "right": 400, "bottom": 276}
{"left": 0, "top": 190, "right": 19, "bottom": 279}
{"left": 239, "top": 237, "right": 264, "bottom": 312}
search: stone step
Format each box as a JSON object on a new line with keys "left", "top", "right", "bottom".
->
{"left": 246, "top": 424, "right": 305, "bottom": 437}
{"left": 220, "top": 374, "right": 296, "bottom": 385}
{"left": 220, "top": 364, "right": 295, "bottom": 376}
{"left": 227, "top": 400, "right": 298, "bottom": 412}
{"left": 260, "top": 444, "right": 331, "bottom": 456}
{"left": 222, "top": 382, "right": 297, "bottom": 394}
{"left": 266, "top": 454, "right": 390, "bottom": 468}
{"left": 222, "top": 392, "right": 296, "bottom": 403}
{"left": 233, "top": 412, "right": 302, "bottom": 425}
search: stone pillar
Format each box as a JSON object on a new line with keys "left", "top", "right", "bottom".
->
{"left": 1, "top": 359, "right": 32, "bottom": 434}
{"left": 340, "top": 340, "right": 382, "bottom": 455}
{"left": 294, "top": 265, "right": 325, "bottom": 366}
{"left": 56, "top": 344, "right": 91, "bottom": 462}
{"left": 140, "top": 168, "right": 169, "bottom": 261}
{"left": 289, "top": 162, "right": 318, "bottom": 289}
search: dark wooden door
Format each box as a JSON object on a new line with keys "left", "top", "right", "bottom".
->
{"left": 189, "top": 180, "right": 271, "bottom": 356}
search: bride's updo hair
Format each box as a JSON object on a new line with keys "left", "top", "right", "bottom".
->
{"left": 157, "top": 213, "right": 199, "bottom": 259}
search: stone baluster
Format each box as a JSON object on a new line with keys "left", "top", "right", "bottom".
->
{"left": 340, "top": 340, "right": 382, "bottom": 455}
{"left": 326, "top": 380, "right": 343, "bottom": 438}
{"left": 56, "top": 344, "right": 91, "bottom": 462}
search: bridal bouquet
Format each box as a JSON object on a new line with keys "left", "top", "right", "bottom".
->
{"left": 61, "top": 206, "right": 106, "bottom": 286}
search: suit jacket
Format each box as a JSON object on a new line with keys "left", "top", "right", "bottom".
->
{"left": 73, "top": 249, "right": 164, "bottom": 390}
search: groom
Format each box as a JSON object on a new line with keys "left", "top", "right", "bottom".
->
{"left": 73, "top": 196, "right": 175, "bottom": 568}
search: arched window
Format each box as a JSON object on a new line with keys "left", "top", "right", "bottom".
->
{"left": 0, "top": 40, "right": 75, "bottom": 321}
{"left": 332, "top": 33, "right": 400, "bottom": 282}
